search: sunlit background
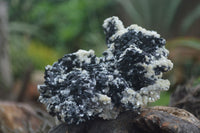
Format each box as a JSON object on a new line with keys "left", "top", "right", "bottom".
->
{"left": 0, "top": 0, "right": 200, "bottom": 129}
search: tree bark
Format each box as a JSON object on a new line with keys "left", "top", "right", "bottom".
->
{"left": 0, "top": 1, "right": 13, "bottom": 89}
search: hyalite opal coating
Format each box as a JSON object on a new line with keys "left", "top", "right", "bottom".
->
{"left": 38, "top": 16, "right": 173, "bottom": 125}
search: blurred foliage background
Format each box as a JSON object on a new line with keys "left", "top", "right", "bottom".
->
{"left": 1, "top": 0, "right": 200, "bottom": 105}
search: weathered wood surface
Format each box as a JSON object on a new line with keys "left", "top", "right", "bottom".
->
{"left": 170, "top": 83, "right": 200, "bottom": 119}
{"left": 49, "top": 106, "right": 200, "bottom": 133}
{"left": 0, "top": 101, "right": 54, "bottom": 133}
{"left": 0, "top": 102, "right": 42, "bottom": 133}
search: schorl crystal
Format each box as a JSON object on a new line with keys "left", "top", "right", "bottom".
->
{"left": 38, "top": 16, "right": 173, "bottom": 125}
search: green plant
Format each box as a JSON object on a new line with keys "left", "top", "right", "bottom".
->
{"left": 117, "top": 0, "right": 182, "bottom": 36}
{"left": 117, "top": 0, "right": 200, "bottom": 37}
{"left": 166, "top": 38, "right": 200, "bottom": 86}
{"left": 149, "top": 91, "right": 171, "bottom": 106}
{"left": 181, "top": 4, "right": 200, "bottom": 33}
{"left": 8, "top": 0, "right": 114, "bottom": 79}
{"left": 8, "top": 0, "right": 114, "bottom": 50}
{"left": 9, "top": 34, "right": 30, "bottom": 78}
{"left": 27, "top": 41, "right": 62, "bottom": 70}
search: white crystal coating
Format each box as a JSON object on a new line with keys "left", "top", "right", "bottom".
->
{"left": 75, "top": 49, "right": 95, "bottom": 64}
{"left": 128, "top": 24, "right": 160, "bottom": 38}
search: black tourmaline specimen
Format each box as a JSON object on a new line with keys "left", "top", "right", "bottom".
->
{"left": 38, "top": 16, "right": 173, "bottom": 125}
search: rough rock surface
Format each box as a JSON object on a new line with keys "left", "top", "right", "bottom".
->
{"left": 135, "top": 106, "right": 200, "bottom": 133}
{"left": 49, "top": 106, "right": 200, "bottom": 133}
{"left": 38, "top": 16, "right": 173, "bottom": 125}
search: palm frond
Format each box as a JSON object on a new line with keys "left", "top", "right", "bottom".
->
{"left": 167, "top": 37, "right": 200, "bottom": 50}
{"left": 181, "top": 4, "right": 200, "bottom": 33}
{"left": 163, "top": 0, "right": 181, "bottom": 32}
{"left": 117, "top": 0, "right": 144, "bottom": 25}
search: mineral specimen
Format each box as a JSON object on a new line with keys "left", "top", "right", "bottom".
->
{"left": 38, "top": 16, "right": 173, "bottom": 125}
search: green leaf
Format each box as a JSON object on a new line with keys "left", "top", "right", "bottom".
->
{"left": 163, "top": 0, "right": 181, "bottom": 32}
{"left": 167, "top": 38, "right": 200, "bottom": 50}
{"left": 181, "top": 4, "right": 200, "bottom": 33}
{"left": 9, "top": 22, "right": 38, "bottom": 35}
{"left": 117, "top": 0, "right": 144, "bottom": 25}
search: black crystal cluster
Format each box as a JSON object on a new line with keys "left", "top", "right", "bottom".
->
{"left": 38, "top": 16, "right": 173, "bottom": 125}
